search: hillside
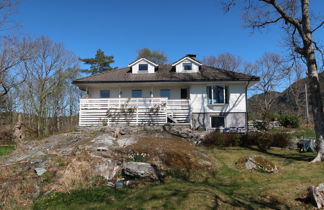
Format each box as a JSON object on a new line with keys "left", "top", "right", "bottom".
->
{"left": 248, "top": 71, "right": 324, "bottom": 120}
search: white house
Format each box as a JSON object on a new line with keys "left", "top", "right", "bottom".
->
{"left": 73, "top": 54, "right": 259, "bottom": 130}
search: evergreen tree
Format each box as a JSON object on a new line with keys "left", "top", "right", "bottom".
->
{"left": 137, "top": 48, "right": 167, "bottom": 65}
{"left": 80, "top": 49, "right": 115, "bottom": 75}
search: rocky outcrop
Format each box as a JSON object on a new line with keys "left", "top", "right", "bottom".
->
{"left": 163, "top": 125, "right": 206, "bottom": 144}
{"left": 236, "top": 155, "right": 278, "bottom": 173}
{"left": 122, "top": 162, "right": 159, "bottom": 180}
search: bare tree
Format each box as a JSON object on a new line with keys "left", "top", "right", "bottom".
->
{"left": 21, "top": 36, "right": 79, "bottom": 136}
{"left": 0, "top": 36, "right": 32, "bottom": 98}
{"left": 202, "top": 53, "right": 242, "bottom": 72}
{"left": 251, "top": 53, "right": 288, "bottom": 120}
{"left": 222, "top": 0, "right": 324, "bottom": 162}
{"left": 286, "top": 62, "right": 305, "bottom": 117}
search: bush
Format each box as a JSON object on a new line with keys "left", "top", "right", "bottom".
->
{"left": 202, "top": 131, "right": 291, "bottom": 150}
{"left": 241, "top": 131, "right": 291, "bottom": 150}
{"left": 278, "top": 114, "right": 300, "bottom": 128}
{"left": 202, "top": 132, "right": 241, "bottom": 147}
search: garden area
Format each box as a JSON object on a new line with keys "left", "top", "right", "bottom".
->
{"left": 33, "top": 146, "right": 322, "bottom": 209}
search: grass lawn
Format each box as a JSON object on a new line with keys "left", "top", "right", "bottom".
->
{"left": 0, "top": 145, "right": 15, "bottom": 156}
{"left": 33, "top": 147, "right": 323, "bottom": 209}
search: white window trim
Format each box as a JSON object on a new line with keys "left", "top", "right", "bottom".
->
{"left": 207, "top": 85, "right": 226, "bottom": 105}
{"left": 210, "top": 116, "right": 225, "bottom": 129}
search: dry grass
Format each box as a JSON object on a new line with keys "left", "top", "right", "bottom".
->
{"left": 117, "top": 136, "right": 217, "bottom": 171}
{"left": 54, "top": 152, "right": 96, "bottom": 192}
{"left": 0, "top": 165, "right": 39, "bottom": 209}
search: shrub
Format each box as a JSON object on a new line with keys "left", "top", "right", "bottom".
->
{"left": 278, "top": 114, "right": 300, "bottom": 128}
{"left": 241, "top": 131, "right": 291, "bottom": 150}
{"left": 270, "top": 132, "right": 291, "bottom": 148}
{"left": 202, "top": 132, "right": 241, "bottom": 147}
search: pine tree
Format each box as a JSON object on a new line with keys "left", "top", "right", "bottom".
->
{"left": 80, "top": 49, "right": 115, "bottom": 75}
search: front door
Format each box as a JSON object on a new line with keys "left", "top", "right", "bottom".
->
{"left": 181, "top": 88, "right": 189, "bottom": 99}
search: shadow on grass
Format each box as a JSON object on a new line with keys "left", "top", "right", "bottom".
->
{"left": 243, "top": 146, "right": 315, "bottom": 162}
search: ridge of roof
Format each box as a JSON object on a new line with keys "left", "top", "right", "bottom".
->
{"left": 128, "top": 57, "right": 159, "bottom": 67}
{"left": 73, "top": 64, "right": 260, "bottom": 84}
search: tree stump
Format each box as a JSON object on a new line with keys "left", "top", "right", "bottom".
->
{"left": 309, "top": 183, "right": 324, "bottom": 208}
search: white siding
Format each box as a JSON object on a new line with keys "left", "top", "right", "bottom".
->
{"left": 175, "top": 58, "right": 200, "bottom": 73}
{"left": 189, "top": 84, "right": 246, "bottom": 113}
{"left": 131, "top": 60, "right": 155, "bottom": 74}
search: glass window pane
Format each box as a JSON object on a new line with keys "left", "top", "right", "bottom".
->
{"left": 100, "top": 90, "right": 110, "bottom": 98}
{"left": 160, "top": 89, "right": 170, "bottom": 98}
{"left": 183, "top": 63, "right": 192, "bottom": 70}
{"left": 207, "top": 86, "right": 212, "bottom": 104}
{"left": 211, "top": 117, "right": 224, "bottom": 128}
{"left": 139, "top": 64, "right": 148, "bottom": 71}
{"left": 132, "top": 90, "right": 142, "bottom": 97}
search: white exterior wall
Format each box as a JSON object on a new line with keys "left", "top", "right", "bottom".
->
{"left": 189, "top": 83, "right": 246, "bottom": 113}
{"left": 88, "top": 87, "right": 181, "bottom": 98}
{"left": 131, "top": 60, "right": 155, "bottom": 74}
{"left": 175, "top": 58, "right": 200, "bottom": 73}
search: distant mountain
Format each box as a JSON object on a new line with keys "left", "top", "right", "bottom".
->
{"left": 248, "top": 71, "right": 324, "bottom": 121}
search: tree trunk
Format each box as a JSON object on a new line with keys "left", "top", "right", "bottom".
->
{"left": 301, "top": 0, "right": 324, "bottom": 162}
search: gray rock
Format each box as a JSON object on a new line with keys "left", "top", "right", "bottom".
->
{"left": 115, "top": 181, "right": 124, "bottom": 189}
{"left": 123, "top": 162, "right": 158, "bottom": 180}
{"left": 35, "top": 167, "right": 47, "bottom": 176}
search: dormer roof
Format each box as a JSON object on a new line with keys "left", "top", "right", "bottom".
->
{"left": 128, "top": 57, "right": 159, "bottom": 67}
{"left": 171, "top": 55, "right": 202, "bottom": 66}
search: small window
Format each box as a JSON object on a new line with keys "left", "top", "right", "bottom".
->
{"left": 139, "top": 64, "right": 148, "bottom": 71}
{"left": 183, "top": 63, "right": 192, "bottom": 70}
{"left": 160, "top": 89, "right": 170, "bottom": 98}
{"left": 132, "top": 90, "right": 142, "bottom": 97}
{"left": 100, "top": 90, "right": 110, "bottom": 98}
{"left": 211, "top": 116, "right": 225, "bottom": 128}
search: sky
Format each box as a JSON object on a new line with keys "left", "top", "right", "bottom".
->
{"left": 12, "top": 0, "right": 324, "bottom": 70}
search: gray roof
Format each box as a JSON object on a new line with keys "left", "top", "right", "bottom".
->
{"left": 72, "top": 64, "right": 259, "bottom": 84}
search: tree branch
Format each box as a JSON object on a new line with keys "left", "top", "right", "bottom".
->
{"left": 312, "top": 20, "right": 324, "bottom": 33}
{"left": 253, "top": 16, "right": 283, "bottom": 28}
{"left": 260, "top": 0, "right": 305, "bottom": 39}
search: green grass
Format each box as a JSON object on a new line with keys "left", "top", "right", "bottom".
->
{"left": 0, "top": 145, "right": 15, "bottom": 156}
{"left": 33, "top": 147, "right": 323, "bottom": 209}
{"left": 293, "top": 128, "right": 316, "bottom": 139}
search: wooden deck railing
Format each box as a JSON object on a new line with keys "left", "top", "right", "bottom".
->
{"left": 79, "top": 98, "right": 190, "bottom": 126}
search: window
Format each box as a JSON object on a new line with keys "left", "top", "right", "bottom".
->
{"left": 183, "top": 63, "right": 192, "bottom": 70}
{"left": 211, "top": 116, "right": 225, "bottom": 128}
{"left": 132, "top": 90, "right": 142, "bottom": 97}
{"left": 160, "top": 89, "right": 170, "bottom": 98}
{"left": 139, "top": 64, "right": 148, "bottom": 71}
{"left": 207, "top": 85, "right": 229, "bottom": 104}
{"left": 100, "top": 90, "right": 110, "bottom": 98}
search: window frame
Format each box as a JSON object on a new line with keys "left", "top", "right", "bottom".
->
{"left": 132, "top": 90, "right": 142, "bottom": 98}
{"left": 206, "top": 85, "right": 229, "bottom": 105}
{"left": 138, "top": 64, "right": 148, "bottom": 71}
{"left": 100, "top": 90, "right": 110, "bottom": 98}
{"left": 183, "top": 63, "right": 192, "bottom": 71}
{"left": 160, "top": 89, "right": 170, "bottom": 98}
{"left": 210, "top": 116, "right": 225, "bottom": 129}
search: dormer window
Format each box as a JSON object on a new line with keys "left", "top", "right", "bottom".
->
{"left": 183, "top": 63, "right": 192, "bottom": 70}
{"left": 128, "top": 58, "right": 158, "bottom": 74}
{"left": 172, "top": 54, "right": 202, "bottom": 73}
{"left": 139, "top": 64, "right": 148, "bottom": 71}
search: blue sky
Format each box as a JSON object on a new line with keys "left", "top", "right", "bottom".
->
{"left": 13, "top": 0, "right": 324, "bottom": 69}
